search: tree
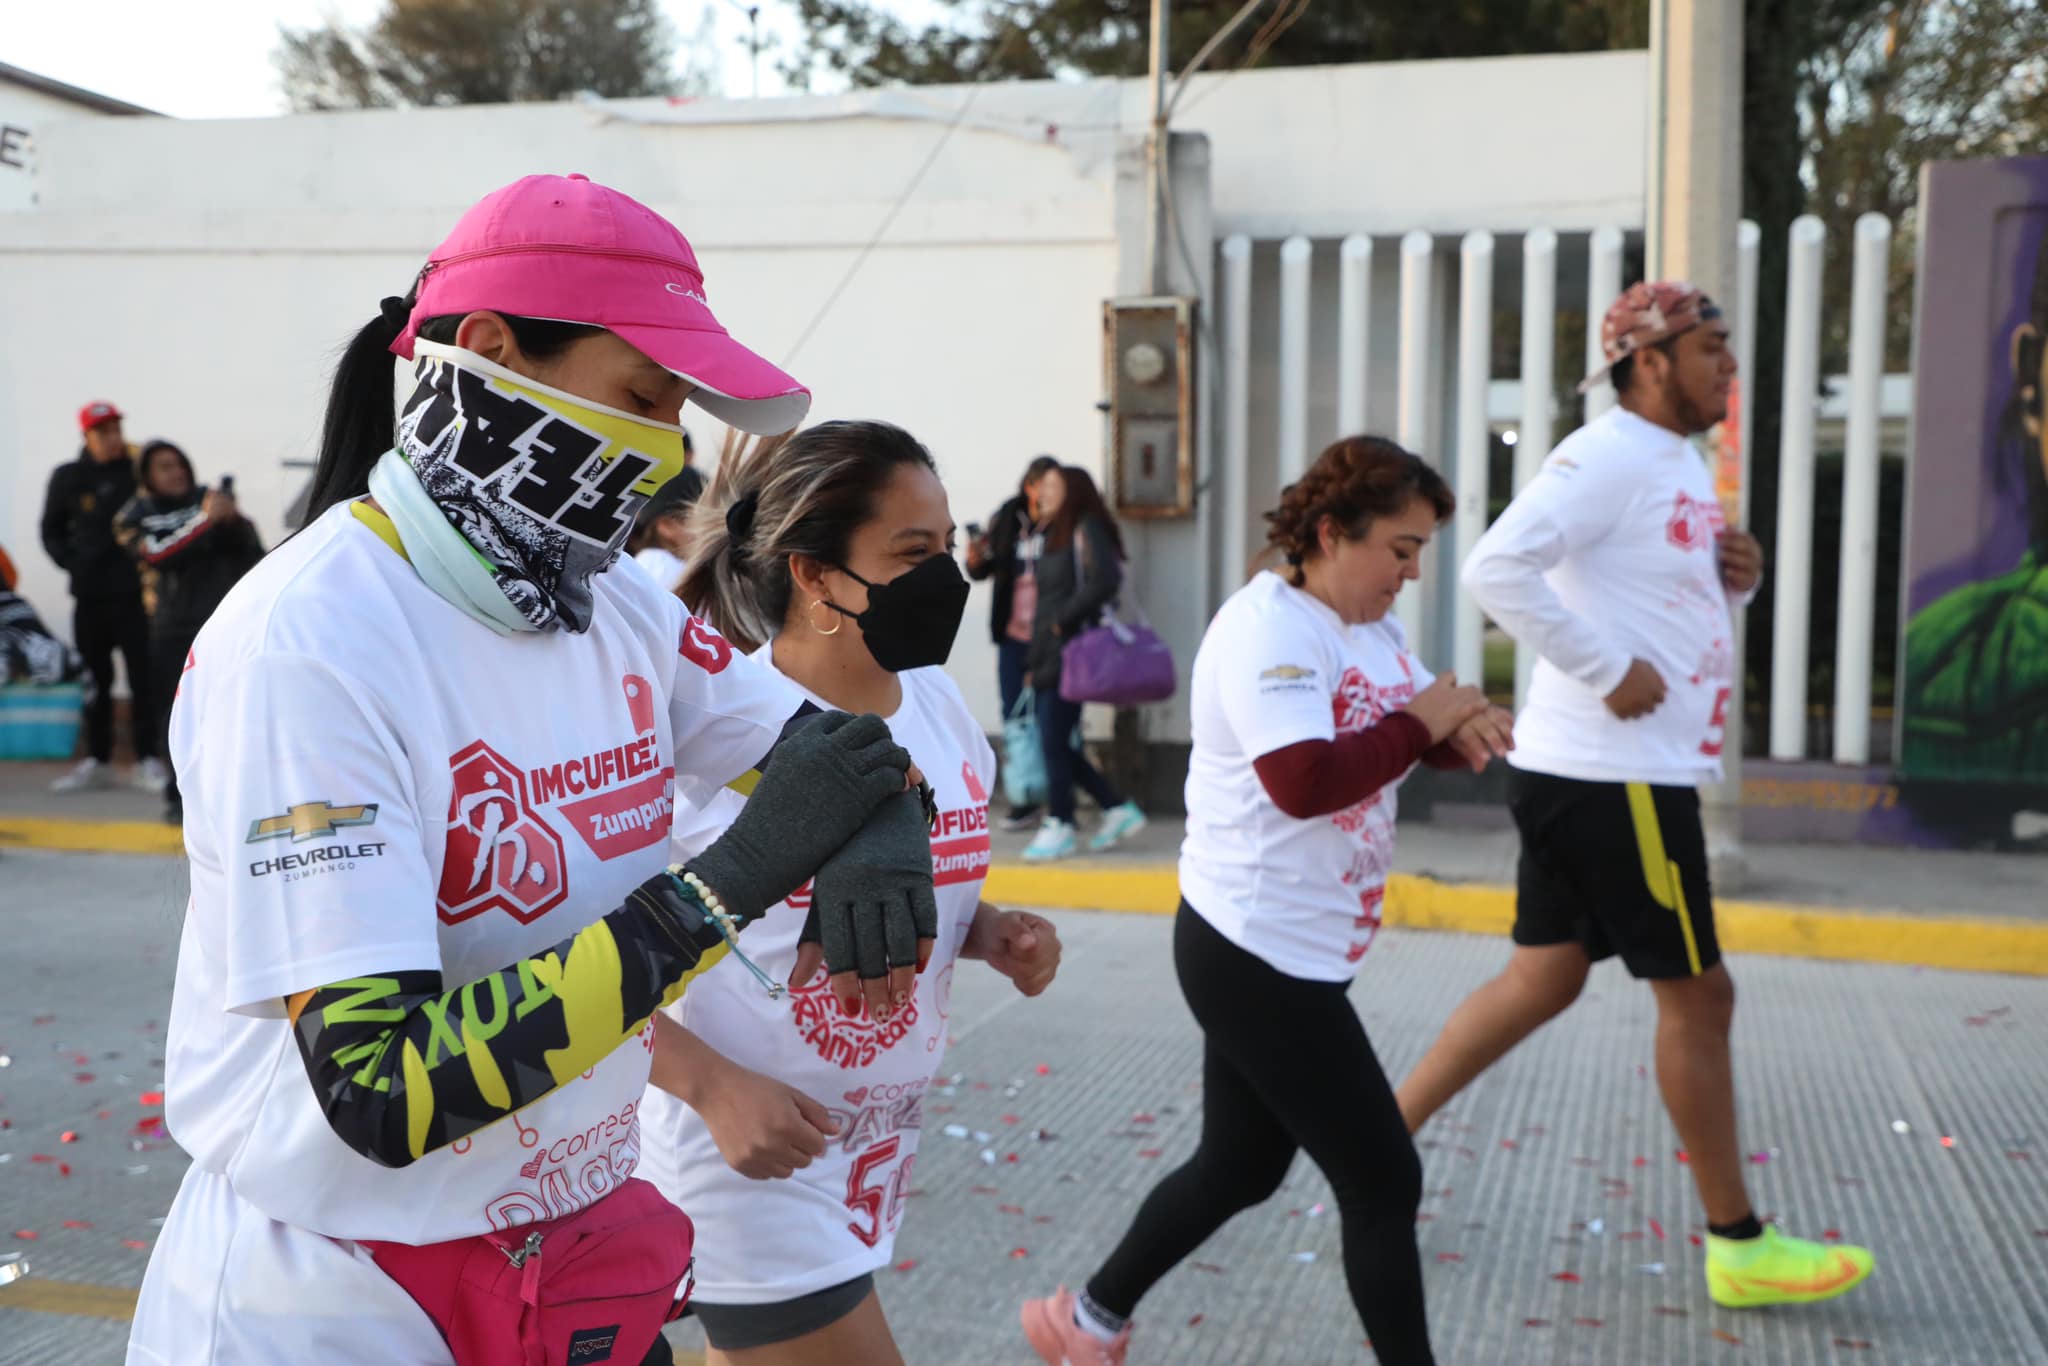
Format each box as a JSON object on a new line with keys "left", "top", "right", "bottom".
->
{"left": 276, "top": 0, "right": 689, "bottom": 111}
{"left": 780, "top": 0, "right": 1645, "bottom": 91}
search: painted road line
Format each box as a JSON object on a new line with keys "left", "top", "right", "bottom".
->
{"left": 0, "top": 815, "right": 183, "bottom": 857}
{"left": 0, "top": 1278, "right": 140, "bottom": 1321}
{"left": 990, "top": 864, "right": 2048, "bottom": 978}
{"left": 0, "top": 1277, "right": 707, "bottom": 1362}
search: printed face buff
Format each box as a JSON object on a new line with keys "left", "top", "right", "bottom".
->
{"left": 390, "top": 338, "right": 690, "bottom": 633}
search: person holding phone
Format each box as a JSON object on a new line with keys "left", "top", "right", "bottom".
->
{"left": 114, "top": 441, "right": 266, "bottom": 821}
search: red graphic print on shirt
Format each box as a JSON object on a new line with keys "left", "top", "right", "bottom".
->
{"left": 1666, "top": 490, "right": 1725, "bottom": 552}
{"left": 439, "top": 740, "right": 570, "bottom": 925}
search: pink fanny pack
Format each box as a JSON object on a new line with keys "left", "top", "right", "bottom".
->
{"left": 363, "top": 1176, "right": 695, "bottom": 1366}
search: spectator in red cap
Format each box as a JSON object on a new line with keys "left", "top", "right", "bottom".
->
{"left": 38, "top": 399, "right": 165, "bottom": 795}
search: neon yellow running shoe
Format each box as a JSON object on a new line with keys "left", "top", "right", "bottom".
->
{"left": 1707, "top": 1226, "right": 1875, "bottom": 1308}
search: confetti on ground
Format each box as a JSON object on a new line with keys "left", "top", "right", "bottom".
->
{"left": 1008, "top": 1247, "right": 1029, "bottom": 1259}
{"left": 1690, "top": 1234, "right": 1705, "bottom": 1247}
{"left": 1650, "top": 1218, "right": 1666, "bottom": 1240}
{"left": 12, "top": 1231, "right": 38, "bottom": 1241}
{"left": 62, "top": 1220, "right": 93, "bottom": 1230}
{"left": 1574, "top": 1317, "right": 1604, "bottom": 1327}
{"left": 1654, "top": 1306, "right": 1690, "bottom": 1318}
{"left": 1187, "top": 1314, "right": 1204, "bottom": 1328}
{"left": 1676, "top": 1149, "right": 1691, "bottom": 1164}
{"left": 1891, "top": 1120, "right": 1911, "bottom": 1134}
{"left": 1131, "top": 1112, "right": 1155, "bottom": 1124}
{"left": 140, "top": 1090, "right": 164, "bottom": 1105}
{"left": 1587, "top": 1218, "right": 1605, "bottom": 1236}
{"left": 1551, "top": 1272, "right": 1582, "bottom": 1283}
{"left": 74, "top": 1073, "right": 96, "bottom": 1084}
{"left": 1639, "top": 1263, "right": 1666, "bottom": 1276}
{"left": 60, "top": 1131, "right": 78, "bottom": 1144}
{"left": 1524, "top": 1318, "right": 1552, "bottom": 1328}
{"left": 970, "top": 1185, "right": 999, "bottom": 1195}
{"left": 32, "top": 1015, "right": 55, "bottom": 1026}
{"left": 1137, "top": 1149, "right": 1162, "bottom": 1159}
{"left": 1500, "top": 1139, "right": 1518, "bottom": 1150}
{"left": 1290, "top": 1252, "right": 1317, "bottom": 1263}
{"left": 1308, "top": 1202, "right": 1326, "bottom": 1218}
{"left": 979, "top": 1150, "right": 997, "bottom": 1165}
{"left": 1001, "top": 1115, "right": 1020, "bottom": 1125}
{"left": 1823, "top": 1229, "right": 1843, "bottom": 1241}
{"left": 892, "top": 1259, "right": 917, "bottom": 1272}
{"left": 1436, "top": 1252, "right": 1463, "bottom": 1263}
{"left": 1035, "top": 1064, "right": 1051, "bottom": 1075}
{"left": 1941, "top": 1135, "right": 1956, "bottom": 1149}
{"left": 998, "top": 1204, "right": 1025, "bottom": 1215}
{"left": 1833, "top": 1338, "right": 1873, "bottom": 1350}
{"left": 1712, "top": 1330, "right": 1743, "bottom": 1345}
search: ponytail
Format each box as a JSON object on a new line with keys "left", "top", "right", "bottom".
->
{"left": 678, "top": 429, "right": 788, "bottom": 654}
{"left": 301, "top": 295, "right": 601, "bottom": 528}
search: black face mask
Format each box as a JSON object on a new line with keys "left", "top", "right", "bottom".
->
{"left": 828, "top": 554, "right": 971, "bottom": 672}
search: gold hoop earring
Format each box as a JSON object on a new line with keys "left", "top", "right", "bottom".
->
{"left": 807, "top": 598, "right": 845, "bottom": 636}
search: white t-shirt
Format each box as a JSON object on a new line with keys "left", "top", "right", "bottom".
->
{"left": 1179, "top": 572, "right": 1434, "bottom": 982}
{"left": 637, "top": 656, "right": 995, "bottom": 1303}
{"left": 633, "top": 545, "right": 687, "bottom": 594}
{"left": 1463, "top": 407, "right": 1752, "bottom": 786}
{"left": 140, "top": 503, "right": 798, "bottom": 1288}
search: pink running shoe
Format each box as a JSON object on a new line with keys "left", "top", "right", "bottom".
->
{"left": 1021, "top": 1286, "right": 1132, "bottom": 1366}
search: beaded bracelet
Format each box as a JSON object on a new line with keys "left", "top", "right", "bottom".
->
{"left": 668, "top": 867, "right": 785, "bottom": 1001}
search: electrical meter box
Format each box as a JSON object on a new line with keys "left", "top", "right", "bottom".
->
{"left": 1103, "top": 296, "right": 1197, "bottom": 518}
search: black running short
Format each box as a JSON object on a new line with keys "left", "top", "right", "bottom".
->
{"left": 687, "top": 1273, "right": 874, "bottom": 1351}
{"left": 1507, "top": 768, "right": 1721, "bottom": 980}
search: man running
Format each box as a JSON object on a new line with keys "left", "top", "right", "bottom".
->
{"left": 1397, "top": 281, "right": 1875, "bottom": 1310}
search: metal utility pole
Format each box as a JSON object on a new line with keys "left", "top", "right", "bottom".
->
{"left": 725, "top": 0, "right": 763, "bottom": 99}
{"left": 1647, "top": 0, "right": 1748, "bottom": 889}
{"left": 1146, "top": 0, "right": 1171, "bottom": 294}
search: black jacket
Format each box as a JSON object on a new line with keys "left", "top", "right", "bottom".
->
{"left": 41, "top": 449, "right": 142, "bottom": 601}
{"left": 966, "top": 495, "right": 1041, "bottom": 645}
{"left": 113, "top": 488, "right": 266, "bottom": 639}
{"left": 1028, "top": 513, "right": 1124, "bottom": 690}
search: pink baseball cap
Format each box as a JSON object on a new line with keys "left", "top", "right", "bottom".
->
{"left": 391, "top": 174, "right": 809, "bottom": 435}
{"left": 1579, "top": 280, "right": 1723, "bottom": 394}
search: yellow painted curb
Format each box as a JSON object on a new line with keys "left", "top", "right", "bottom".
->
{"left": 0, "top": 815, "right": 184, "bottom": 857}
{"left": 0, "top": 1277, "right": 140, "bottom": 1321}
{"left": 989, "top": 862, "right": 2048, "bottom": 977}
{"left": 7, "top": 816, "right": 2043, "bottom": 978}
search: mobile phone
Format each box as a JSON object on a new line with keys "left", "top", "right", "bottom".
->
{"left": 219, "top": 475, "right": 235, "bottom": 495}
{"left": 966, "top": 522, "right": 984, "bottom": 540}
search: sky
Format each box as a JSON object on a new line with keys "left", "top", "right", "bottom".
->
{"left": 5, "top": 0, "right": 842, "bottom": 117}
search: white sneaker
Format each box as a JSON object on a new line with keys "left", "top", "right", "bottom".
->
{"left": 1021, "top": 818, "right": 1078, "bottom": 862}
{"left": 51, "top": 757, "right": 113, "bottom": 793}
{"left": 1088, "top": 801, "right": 1148, "bottom": 852}
{"left": 132, "top": 757, "right": 170, "bottom": 794}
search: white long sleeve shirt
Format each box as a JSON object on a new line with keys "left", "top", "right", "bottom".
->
{"left": 1465, "top": 407, "right": 1755, "bottom": 786}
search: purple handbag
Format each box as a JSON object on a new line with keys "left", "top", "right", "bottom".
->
{"left": 1058, "top": 540, "right": 1177, "bottom": 704}
{"left": 1059, "top": 615, "right": 1177, "bottom": 704}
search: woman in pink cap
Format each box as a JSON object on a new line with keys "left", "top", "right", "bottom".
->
{"left": 127, "top": 175, "right": 941, "bottom": 1366}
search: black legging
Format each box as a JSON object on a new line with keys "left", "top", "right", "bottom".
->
{"left": 1086, "top": 903, "right": 1434, "bottom": 1365}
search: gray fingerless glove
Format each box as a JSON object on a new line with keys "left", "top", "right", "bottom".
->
{"left": 688, "top": 711, "right": 911, "bottom": 923}
{"left": 801, "top": 788, "right": 941, "bottom": 981}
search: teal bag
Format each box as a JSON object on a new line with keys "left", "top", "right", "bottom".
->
{"left": 1001, "top": 687, "right": 1048, "bottom": 809}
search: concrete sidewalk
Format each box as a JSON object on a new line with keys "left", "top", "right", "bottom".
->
{"left": 3, "top": 849, "right": 2044, "bottom": 1364}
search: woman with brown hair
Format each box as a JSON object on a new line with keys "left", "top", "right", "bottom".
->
{"left": 1021, "top": 464, "right": 1148, "bottom": 861}
{"left": 1020, "top": 436, "right": 1511, "bottom": 1366}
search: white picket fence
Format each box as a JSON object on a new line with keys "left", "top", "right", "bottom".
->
{"left": 1220, "top": 212, "right": 1903, "bottom": 766}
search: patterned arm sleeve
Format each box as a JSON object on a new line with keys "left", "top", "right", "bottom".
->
{"left": 287, "top": 871, "right": 730, "bottom": 1168}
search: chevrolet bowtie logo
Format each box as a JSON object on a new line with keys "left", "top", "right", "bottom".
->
{"left": 247, "top": 801, "right": 379, "bottom": 844}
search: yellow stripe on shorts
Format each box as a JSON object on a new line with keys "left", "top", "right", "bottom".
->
{"left": 1624, "top": 782, "right": 1704, "bottom": 976}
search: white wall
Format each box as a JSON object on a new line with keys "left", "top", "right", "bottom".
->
{"left": 0, "top": 100, "right": 1119, "bottom": 735}
{"left": 1, "top": 49, "right": 1646, "bottom": 737}
{"left": 0, "top": 80, "right": 115, "bottom": 212}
